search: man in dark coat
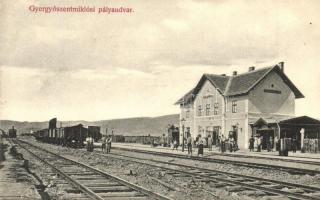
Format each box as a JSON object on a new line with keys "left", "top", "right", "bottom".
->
{"left": 249, "top": 137, "right": 254, "bottom": 152}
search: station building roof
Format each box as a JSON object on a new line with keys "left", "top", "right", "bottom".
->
{"left": 175, "top": 63, "right": 304, "bottom": 105}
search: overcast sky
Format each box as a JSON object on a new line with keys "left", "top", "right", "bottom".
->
{"left": 0, "top": 0, "right": 319, "bottom": 121}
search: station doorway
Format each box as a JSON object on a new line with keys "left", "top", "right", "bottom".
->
{"left": 168, "top": 125, "right": 180, "bottom": 145}
{"left": 256, "top": 130, "right": 274, "bottom": 150}
{"left": 213, "top": 126, "right": 220, "bottom": 145}
{"left": 206, "top": 126, "right": 220, "bottom": 146}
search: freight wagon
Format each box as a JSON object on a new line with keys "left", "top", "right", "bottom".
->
{"left": 34, "top": 118, "right": 102, "bottom": 148}
{"left": 8, "top": 126, "right": 17, "bottom": 138}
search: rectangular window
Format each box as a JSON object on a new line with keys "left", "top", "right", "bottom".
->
{"left": 232, "top": 100, "right": 237, "bottom": 113}
{"left": 214, "top": 103, "right": 219, "bottom": 115}
{"left": 198, "top": 105, "right": 202, "bottom": 116}
{"left": 186, "top": 110, "right": 190, "bottom": 118}
{"left": 205, "top": 104, "right": 210, "bottom": 116}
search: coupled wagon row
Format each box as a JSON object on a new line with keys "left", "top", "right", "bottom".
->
{"left": 34, "top": 119, "right": 102, "bottom": 148}
{"left": 33, "top": 118, "right": 181, "bottom": 148}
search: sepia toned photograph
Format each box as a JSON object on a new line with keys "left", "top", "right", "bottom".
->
{"left": 1, "top": 0, "right": 320, "bottom": 199}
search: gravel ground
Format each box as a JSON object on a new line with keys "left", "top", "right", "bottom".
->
{"left": 20, "top": 138, "right": 320, "bottom": 200}
{"left": 66, "top": 149, "right": 268, "bottom": 200}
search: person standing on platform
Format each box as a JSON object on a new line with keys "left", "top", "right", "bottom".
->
{"left": 221, "top": 135, "right": 225, "bottom": 153}
{"left": 109, "top": 135, "right": 112, "bottom": 149}
{"left": 171, "top": 140, "right": 174, "bottom": 150}
{"left": 208, "top": 135, "right": 213, "bottom": 151}
{"left": 89, "top": 136, "right": 94, "bottom": 152}
{"left": 86, "top": 136, "right": 90, "bottom": 152}
{"left": 275, "top": 136, "right": 280, "bottom": 152}
{"left": 187, "top": 135, "right": 192, "bottom": 155}
{"left": 257, "top": 136, "right": 262, "bottom": 152}
{"left": 268, "top": 137, "right": 273, "bottom": 152}
{"left": 230, "top": 136, "right": 235, "bottom": 152}
{"left": 198, "top": 137, "right": 204, "bottom": 156}
{"left": 217, "top": 135, "right": 221, "bottom": 152}
{"left": 106, "top": 136, "right": 112, "bottom": 154}
{"left": 267, "top": 137, "right": 271, "bottom": 152}
{"left": 101, "top": 135, "right": 106, "bottom": 152}
{"left": 292, "top": 137, "right": 297, "bottom": 153}
{"left": 249, "top": 137, "right": 254, "bottom": 152}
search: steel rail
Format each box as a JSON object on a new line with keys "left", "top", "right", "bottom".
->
{"left": 113, "top": 146, "right": 320, "bottom": 175}
{"left": 92, "top": 151, "right": 320, "bottom": 200}
{"left": 111, "top": 143, "right": 320, "bottom": 162}
{"left": 16, "top": 140, "right": 104, "bottom": 200}
{"left": 16, "top": 139, "right": 172, "bottom": 200}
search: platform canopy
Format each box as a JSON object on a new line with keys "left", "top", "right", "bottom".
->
{"left": 279, "top": 116, "right": 320, "bottom": 127}
{"left": 251, "top": 116, "right": 320, "bottom": 128}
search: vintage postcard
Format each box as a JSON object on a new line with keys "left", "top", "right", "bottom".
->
{"left": 1, "top": 1, "right": 320, "bottom": 199}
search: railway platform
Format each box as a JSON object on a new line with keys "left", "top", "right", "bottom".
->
{"left": 109, "top": 142, "right": 320, "bottom": 163}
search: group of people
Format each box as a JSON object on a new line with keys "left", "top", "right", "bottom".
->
{"left": 249, "top": 136, "right": 274, "bottom": 152}
{"left": 170, "top": 134, "right": 238, "bottom": 156}
{"left": 101, "top": 135, "right": 112, "bottom": 153}
{"left": 248, "top": 136, "right": 301, "bottom": 153}
{"left": 86, "top": 135, "right": 112, "bottom": 153}
{"left": 217, "top": 135, "right": 238, "bottom": 153}
{"left": 176, "top": 135, "right": 206, "bottom": 156}
{"left": 188, "top": 134, "right": 221, "bottom": 156}
{"left": 171, "top": 135, "right": 203, "bottom": 156}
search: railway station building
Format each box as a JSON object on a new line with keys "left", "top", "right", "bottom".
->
{"left": 175, "top": 62, "right": 320, "bottom": 150}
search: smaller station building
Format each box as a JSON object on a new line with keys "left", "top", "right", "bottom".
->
{"left": 251, "top": 116, "right": 320, "bottom": 151}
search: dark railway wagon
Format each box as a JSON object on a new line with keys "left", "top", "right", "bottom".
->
{"left": 88, "top": 126, "right": 102, "bottom": 142}
{"left": 63, "top": 124, "right": 88, "bottom": 147}
{"left": 34, "top": 121, "right": 94, "bottom": 148}
{"left": 8, "top": 126, "right": 17, "bottom": 138}
{"left": 34, "top": 129, "right": 49, "bottom": 142}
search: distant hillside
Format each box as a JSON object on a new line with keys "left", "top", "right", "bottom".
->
{"left": 0, "top": 114, "right": 179, "bottom": 136}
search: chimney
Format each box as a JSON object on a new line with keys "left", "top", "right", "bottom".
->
{"left": 221, "top": 74, "right": 226, "bottom": 76}
{"left": 232, "top": 71, "right": 237, "bottom": 76}
{"left": 249, "top": 66, "right": 255, "bottom": 72}
{"left": 278, "top": 62, "right": 284, "bottom": 72}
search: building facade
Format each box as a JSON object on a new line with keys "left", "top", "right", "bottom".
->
{"left": 175, "top": 62, "right": 305, "bottom": 149}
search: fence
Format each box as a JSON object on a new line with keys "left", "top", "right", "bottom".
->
{"left": 111, "top": 135, "right": 161, "bottom": 145}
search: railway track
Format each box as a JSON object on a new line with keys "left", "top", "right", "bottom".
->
{"left": 113, "top": 146, "right": 320, "bottom": 176}
{"left": 14, "top": 139, "right": 171, "bottom": 200}
{"left": 97, "top": 150, "right": 320, "bottom": 200}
